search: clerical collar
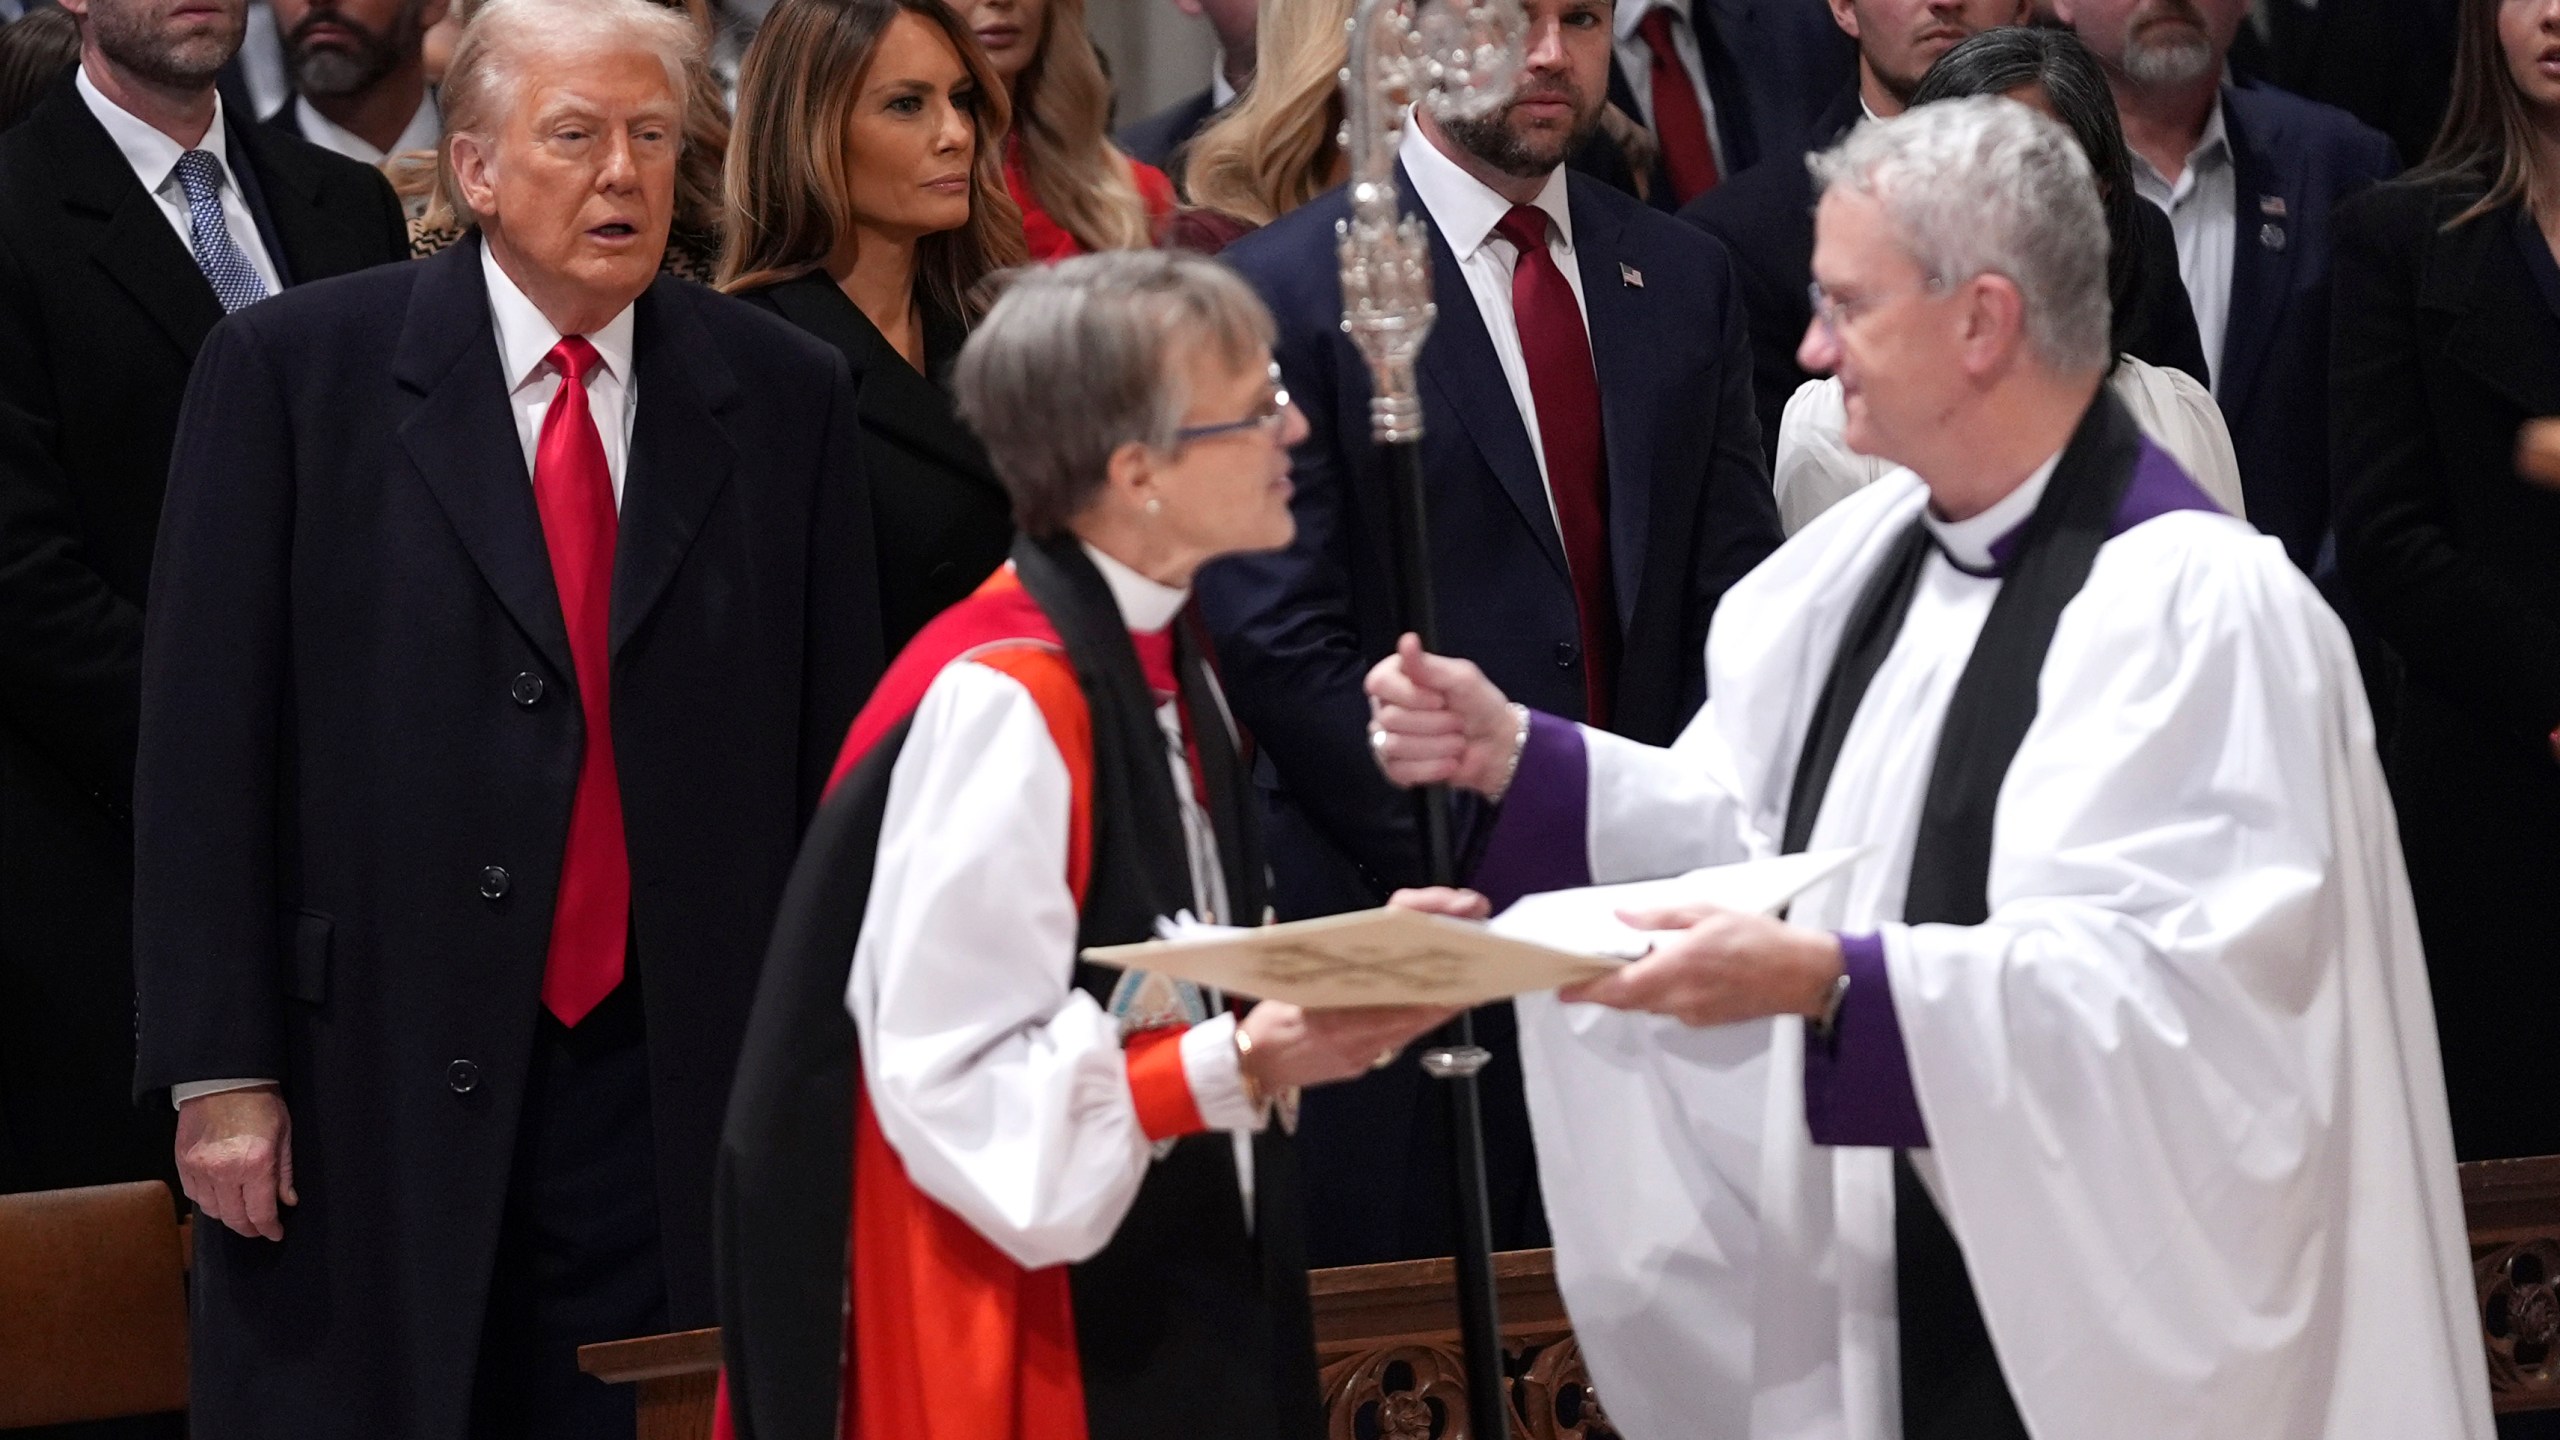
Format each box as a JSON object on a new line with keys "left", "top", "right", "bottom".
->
{"left": 1922, "top": 449, "right": 2061, "bottom": 578}
{"left": 1080, "top": 541, "right": 1190, "bottom": 634}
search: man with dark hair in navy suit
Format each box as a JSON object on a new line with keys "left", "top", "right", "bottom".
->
{"left": 262, "top": 0, "right": 444, "bottom": 167}
{"left": 1202, "top": 0, "right": 1782, "bottom": 1266}
{"left": 1568, "top": 0, "right": 1854, "bottom": 211}
{"left": 2055, "top": 0, "right": 2397, "bottom": 577}
{"left": 1116, "top": 0, "right": 1255, "bottom": 174}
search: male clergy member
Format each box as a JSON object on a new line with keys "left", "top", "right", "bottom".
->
{"left": 130, "top": 0, "right": 882, "bottom": 1436}
{"left": 1367, "top": 98, "right": 2488, "bottom": 1440}
{"left": 1205, "top": 0, "right": 1782, "bottom": 1267}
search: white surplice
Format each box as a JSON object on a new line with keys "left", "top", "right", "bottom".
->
{"left": 1513, "top": 469, "right": 2489, "bottom": 1439}
{"left": 842, "top": 548, "right": 1266, "bottom": 1270}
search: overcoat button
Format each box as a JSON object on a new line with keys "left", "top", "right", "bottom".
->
{"left": 447, "top": 1060, "right": 479, "bottom": 1094}
{"left": 479, "top": 865, "right": 510, "bottom": 899}
{"left": 1553, "top": 640, "right": 1579, "bottom": 668}
{"left": 510, "top": 672, "right": 545, "bottom": 707}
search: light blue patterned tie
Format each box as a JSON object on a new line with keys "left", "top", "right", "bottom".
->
{"left": 172, "top": 150, "right": 270, "bottom": 314}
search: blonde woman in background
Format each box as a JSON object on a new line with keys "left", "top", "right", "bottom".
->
{"left": 397, "top": 0, "right": 734, "bottom": 278}
{"left": 1166, "top": 0, "right": 1352, "bottom": 254}
{"left": 963, "top": 0, "right": 1173, "bottom": 258}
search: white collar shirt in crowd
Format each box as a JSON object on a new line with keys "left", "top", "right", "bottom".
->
{"left": 292, "top": 90, "right": 441, "bottom": 167}
{"left": 1612, "top": 0, "right": 1729, "bottom": 175}
{"left": 77, "top": 67, "right": 284, "bottom": 296}
{"left": 1398, "top": 115, "right": 1585, "bottom": 529}
{"left": 2131, "top": 95, "right": 2236, "bottom": 393}
{"left": 839, "top": 544, "right": 1266, "bottom": 1269}
{"left": 482, "top": 240, "right": 638, "bottom": 507}
{"left": 1210, "top": 62, "right": 1238, "bottom": 112}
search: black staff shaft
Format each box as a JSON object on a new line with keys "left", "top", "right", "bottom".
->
{"left": 1382, "top": 438, "right": 1510, "bottom": 1439}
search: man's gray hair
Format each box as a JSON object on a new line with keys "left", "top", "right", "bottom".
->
{"left": 1809, "top": 96, "right": 2112, "bottom": 375}
{"left": 954, "top": 251, "right": 1277, "bottom": 538}
{"left": 441, "top": 0, "right": 700, "bottom": 145}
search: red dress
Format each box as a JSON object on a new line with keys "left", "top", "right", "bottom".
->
{"left": 1005, "top": 138, "right": 1177, "bottom": 261}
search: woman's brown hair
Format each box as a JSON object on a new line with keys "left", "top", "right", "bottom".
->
{"left": 2415, "top": 0, "right": 2554, "bottom": 228}
{"left": 718, "top": 0, "right": 1027, "bottom": 317}
{"left": 1012, "top": 0, "right": 1155, "bottom": 252}
{"left": 1180, "top": 0, "right": 1352, "bottom": 227}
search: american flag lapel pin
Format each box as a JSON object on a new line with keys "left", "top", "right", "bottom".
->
{"left": 1620, "top": 262, "right": 1644, "bottom": 288}
{"left": 2259, "top": 194, "right": 2287, "bottom": 217}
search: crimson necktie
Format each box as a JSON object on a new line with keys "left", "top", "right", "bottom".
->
{"left": 1493, "top": 206, "right": 1617, "bottom": 728}
{"left": 1637, "top": 7, "right": 1720, "bottom": 204}
{"left": 531, "top": 336, "right": 629, "bottom": 1027}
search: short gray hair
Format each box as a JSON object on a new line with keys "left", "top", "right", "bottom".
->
{"left": 953, "top": 251, "right": 1277, "bottom": 538}
{"left": 442, "top": 0, "right": 700, "bottom": 147}
{"left": 1808, "top": 96, "right": 2111, "bottom": 375}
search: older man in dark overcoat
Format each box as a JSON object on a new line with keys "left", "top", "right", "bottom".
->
{"left": 129, "top": 0, "right": 883, "bottom": 1435}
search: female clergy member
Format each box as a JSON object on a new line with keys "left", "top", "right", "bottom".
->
{"left": 721, "top": 0, "right": 1030, "bottom": 654}
{"left": 713, "top": 250, "right": 1469, "bottom": 1440}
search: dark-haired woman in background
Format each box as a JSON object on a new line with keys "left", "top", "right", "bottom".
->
{"left": 722, "top": 0, "right": 1028, "bottom": 653}
{"left": 962, "top": 0, "right": 1174, "bottom": 259}
{"left": 1773, "top": 26, "right": 2240, "bottom": 530}
{"left": 2334, "top": 0, "right": 2560, "bottom": 1165}
{"left": 0, "top": 8, "right": 79, "bottom": 135}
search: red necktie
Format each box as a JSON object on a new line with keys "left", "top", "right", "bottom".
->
{"left": 1493, "top": 206, "right": 1616, "bottom": 729}
{"left": 531, "top": 336, "right": 629, "bottom": 1027}
{"left": 1637, "top": 7, "right": 1720, "bottom": 204}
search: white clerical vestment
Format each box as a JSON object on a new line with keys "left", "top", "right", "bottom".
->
{"left": 1476, "top": 439, "right": 2488, "bottom": 1439}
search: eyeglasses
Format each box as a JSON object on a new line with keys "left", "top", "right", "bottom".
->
{"left": 1805, "top": 277, "right": 1946, "bottom": 339}
{"left": 1170, "top": 364, "right": 1292, "bottom": 447}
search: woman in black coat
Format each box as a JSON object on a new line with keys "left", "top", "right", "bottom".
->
{"left": 721, "top": 0, "right": 1029, "bottom": 653}
{"left": 2333, "top": 0, "right": 2560, "bottom": 1162}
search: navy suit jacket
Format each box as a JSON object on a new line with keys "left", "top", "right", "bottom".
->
{"left": 1571, "top": 0, "right": 1854, "bottom": 211}
{"left": 1204, "top": 167, "right": 1779, "bottom": 1262}
{"left": 2212, "top": 78, "right": 2399, "bottom": 575}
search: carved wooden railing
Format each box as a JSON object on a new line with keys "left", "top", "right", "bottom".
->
{"left": 580, "top": 1158, "right": 2560, "bottom": 1439}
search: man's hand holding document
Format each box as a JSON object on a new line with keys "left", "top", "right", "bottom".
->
{"left": 1083, "top": 848, "right": 1868, "bottom": 1010}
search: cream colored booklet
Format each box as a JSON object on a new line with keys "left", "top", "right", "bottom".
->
{"left": 1082, "top": 847, "right": 1868, "bottom": 1010}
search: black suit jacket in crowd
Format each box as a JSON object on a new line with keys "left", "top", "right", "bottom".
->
{"left": 733, "top": 274, "right": 1014, "bottom": 655}
{"left": 2333, "top": 177, "right": 2560, "bottom": 1164}
{"left": 1202, "top": 165, "right": 1782, "bottom": 1266}
{"left": 1680, "top": 81, "right": 2214, "bottom": 468}
{"left": 0, "top": 69, "right": 406, "bottom": 1194}
{"left": 1569, "top": 0, "right": 1855, "bottom": 212}
{"left": 2211, "top": 78, "right": 2399, "bottom": 576}
{"left": 131, "top": 236, "right": 884, "bottom": 1440}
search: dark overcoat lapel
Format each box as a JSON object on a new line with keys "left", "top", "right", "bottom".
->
{"left": 616, "top": 279, "right": 739, "bottom": 655}
{"left": 759, "top": 275, "right": 998, "bottom": 489}
{"left": 2422, "top": 208, "right": 2560, "bottom": 419}
{"left": 391, "top": 236, "right": 577, "bottom": 686}
{"left": 34, "top": 86, "right": 226, "bottom": 361}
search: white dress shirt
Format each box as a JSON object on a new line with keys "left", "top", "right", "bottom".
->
{"left": 77, "top": 66, "right": 284, "bottom": 296}
{"left": 1399, "top": 116, "right": 1589, "bottom": 527}
{"left": 292, "top": 90, "right": 441, "bottom": 167}
{"left": 2131, "top": 97, "right": 2237, "bottom": 393}
{"left": 1612, "top": 0, "right": 1728, "bottom": 175}
{"left": 481, "top": 241, "right": 638, "bottom": 506}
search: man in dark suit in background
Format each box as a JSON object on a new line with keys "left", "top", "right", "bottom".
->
{"left": 263, "top": 0, "right": 444, "bottom": 166}
{"left": 2229, "top": 0, "right": 2455, "bottom": 170}
{"left": 0, "top": 0, "right": 405, "bottom": 1202}
{"left": 2055, "top": 0, "right": 2396, "bottom": 575}
{"left": 132, "top": 0, "right": 881, "bottom": 1434}
{"left": 1205, "top": 0, "right": 1782, "bottom": 1266}
{"left": 1681, "top": 0, "right": 2027, "bottom": 458}
{"left": 1569, "top": 0, "right": 1855, "bottom": 210}
{"left": 1116, "top": 0, "right": 1254, "bottom": 174}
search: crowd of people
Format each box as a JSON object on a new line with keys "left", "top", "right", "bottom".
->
{"left": 0, "top": 0, "right": 2542, "bottom": 1434}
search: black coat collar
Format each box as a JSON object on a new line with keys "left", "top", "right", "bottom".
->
{"left": 750, "top": 273, "right": 997, "bottom": 489}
